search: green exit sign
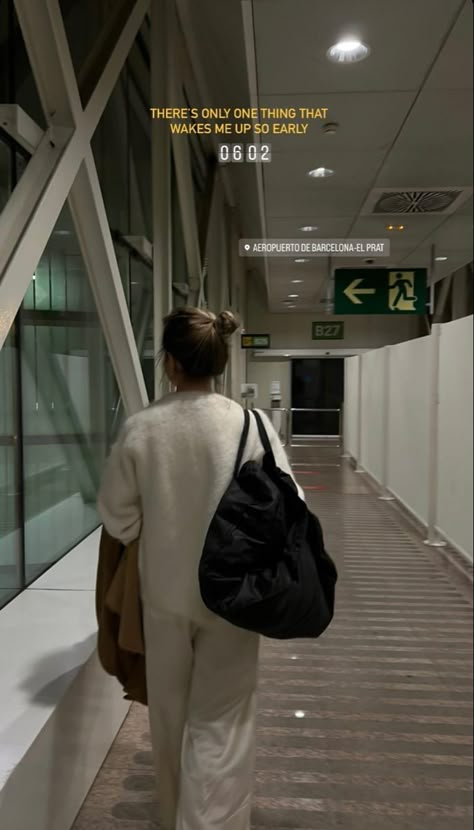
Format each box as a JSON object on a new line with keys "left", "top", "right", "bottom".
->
{"left": 312, "top": 322, "right": 344, "bottom": 340}
{"left": 334, "top": 268, "right": 427, "bottom": 315}
{"left": 241, "top": 333, "right": 271, "bottom": 349}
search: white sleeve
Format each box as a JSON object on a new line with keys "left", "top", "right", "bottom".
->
{"left": 97, "top": 421, "right": 142, "bottom": 544}
{"left": 256, "top": 410, "right": 305, "bottom": 502}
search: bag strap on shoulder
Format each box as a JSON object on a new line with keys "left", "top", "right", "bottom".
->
{"left": 234, "top": 408, "right": 250, "bottom": 476}
{"left": 253, "top": 410, "right": 276, "bottom": 462}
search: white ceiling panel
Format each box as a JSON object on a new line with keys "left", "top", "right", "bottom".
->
{"left": 263, "top": 149, "right": 385, "bottom": 192}
{"left": 252, "top": 0, "right": 464, "bottom": 94}
{"left": 375, "top": 90, "right": 473, "bottom": 188}
{"left": 429, "top": 213, "right": 474, "bottom": 249}
{"left": 350, "top": 214, "right": 446, "bottom": 243}
{"left": 266, "top": 217, "right": 353, "bottom": 237}
{"left": 264, "top": 187, "right": 367, "bottom": 218}
{"left": 425, "top": 1, "right": 473, "bottom": 90}
{"left": 258, "top": 92, "right": 415, "bottom": 152}
{"left": 401, "top": 248, "right": 473, "bottom": 281}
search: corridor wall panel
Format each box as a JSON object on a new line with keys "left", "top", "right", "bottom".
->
{"left": 387, "top": 335, "right": 431, "bottom": 524}
{"left": 437, "top": 315, "right": 473, "bottom": 559}
{"left": 360, "top": 348, "right": 385, "bottom": 483}
{"left": 343, "top": 356, "right": 359, "bottom": 458}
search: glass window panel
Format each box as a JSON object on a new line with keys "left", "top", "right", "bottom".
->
{"left": 59, "top": 0, "right": 105, "bottom": 80}
{"left": 0, "top": 327, "right": 22, "bottom": 609}
{"left": 21, "top": 205, "right": 111, "bottom": 583}
{"left": 0, "top": 140, "right": 11, "bottom": 214}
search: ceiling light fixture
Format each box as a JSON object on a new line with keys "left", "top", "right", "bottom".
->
{"left": 292, "top": 279, "right": 303, "bottom": 283}
{"left": 308, "top": 167, "right": 334, "bottom": 178}
{"left": 386, "top": 224, "right": 405, "bottom": 231}
{"left": 288, "top": 294, "right": 299, "bottom": 298}
{"left": 300, "top": 225, "right": 319, "bottom": 232}
{"left": 294, "top": 258, "right": 310, "bottom": 263}
{"left": 327, "top": 38, "right": 370, "bottom": 64}
{"left": 435, "top": 256, "right": 448, "bottom": 261}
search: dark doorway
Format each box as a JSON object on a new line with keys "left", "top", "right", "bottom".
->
{"left": 291, "top": 359, "right": 344, "bottom": 436}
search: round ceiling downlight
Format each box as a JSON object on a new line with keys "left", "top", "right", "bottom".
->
{"left": 308, "top": 167, "right": 334, "bottom": 179}
{"left": 327, "top": 39, "right": 370, "bottom": 64}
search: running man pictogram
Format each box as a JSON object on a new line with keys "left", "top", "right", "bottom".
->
{"left": 389, "top": 272, "right": 417, "bottom": 311}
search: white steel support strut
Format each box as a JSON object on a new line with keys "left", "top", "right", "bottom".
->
{"left": 151, "top": 0, "right": 173, "bottom": 397}
{"left": 5, "top": 0, "right": 149, "bottom": 415}
{"left": 167, "top": 3, "right": 202, "bottom": 301}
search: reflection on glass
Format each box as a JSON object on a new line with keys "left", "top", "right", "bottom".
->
{"left": 21, "top": 205, "right": 112, "bottom": 584}
{"left": 0, "top": 329, "right": 22, "bottom": 608}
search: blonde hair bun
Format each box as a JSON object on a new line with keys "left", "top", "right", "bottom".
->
{"left": 215, "top": 310, "right": 239, "bottom": 337}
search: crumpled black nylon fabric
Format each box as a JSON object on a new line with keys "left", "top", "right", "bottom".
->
{"left": 199, "top": 434, "right": 337, "bottom": 640}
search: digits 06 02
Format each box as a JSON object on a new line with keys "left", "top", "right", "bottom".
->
{"left": 218, "top": 143, "right": 272, "bottom": 163}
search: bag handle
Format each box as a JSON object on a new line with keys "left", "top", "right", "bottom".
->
{"left": 234, "top": 408, "right": 250, "bottom": 476}
{"left": 253, "top": 410, "right": 276, "bottom": 462}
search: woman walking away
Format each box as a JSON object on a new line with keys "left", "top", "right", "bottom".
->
{"left": 97, "top": 306, "right": 301, "bottom": 830}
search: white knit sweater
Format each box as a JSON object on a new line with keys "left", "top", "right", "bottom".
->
{"left": 97, "top": 391, "right": 303, "bottom": 623}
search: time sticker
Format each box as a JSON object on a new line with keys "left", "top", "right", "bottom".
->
{"left": 218, "top": 144, "right": 272, "bottom": 163}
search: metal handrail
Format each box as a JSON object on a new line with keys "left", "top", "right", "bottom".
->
{"left": 289, "top": 407, "right": 342, "bottom": 448}
{"left": 251, "top": 406, "right": 344, "bottom": 449}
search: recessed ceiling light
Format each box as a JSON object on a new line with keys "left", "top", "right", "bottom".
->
{"left": 308, "top": 167, "right": 334, "bottom": 178}
{"left": 288, "top": 294, "right": 299, "bottom": 298}
{"left": 294, "top": 710, "right": 306, "bottom": 719}
{"left": 327, "top": 39, "right": 370, "bottom": 64}
{"left": 292, "top": 279, "right": 304, "bottom": 283}
{"left": 294, "top": 258, "right": 310, "bottom": 263}
{"left": 300, "top": 225, "right": 319, "bottom": 232}
{"left": 386, "top": 224, "right": 405, "bottom": 231}
{"left": 436, "top": 256, "right": 448, "bottom": 261}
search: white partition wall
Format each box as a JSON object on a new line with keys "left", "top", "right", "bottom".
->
{"left": 343, "top": 356, "right": 360, "bottom": 458}
{"left": 436, "top": 316, "right": 473, "bottom": 560}
{"left": 360, "top": 348, "right": 386, "bottom": 483}
{"left": 386, "top": 335, "right": 431, "bottom": 524}
{"left": 343, "top": 317, "right": 473, "bottom": 561}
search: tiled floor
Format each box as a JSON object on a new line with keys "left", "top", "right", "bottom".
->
{"left": 72, "top": 450, "right": 473, "bottom": 829}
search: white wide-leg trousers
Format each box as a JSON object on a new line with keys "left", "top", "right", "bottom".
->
{"left": 143, "top": 607, "right": 260, "bottom": 830}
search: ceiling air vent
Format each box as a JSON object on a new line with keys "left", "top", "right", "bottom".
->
{"left": 361, "top": 187, "right": 473, "bottom": 216}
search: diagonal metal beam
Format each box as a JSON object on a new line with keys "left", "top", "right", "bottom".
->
{"left": 9, "top": 0, "right": 150, "bottom": 414}
{"left": 0, "top": 104, "right": 43, "bottom": 153}
{"left": 167, "top": 2, "right": 202, "bottom": 295}
{"left": 0, "top": 126, "right": 71, "bottom": 277}
{"left": 151, "top": 0, "right": 172, "bottom": 396}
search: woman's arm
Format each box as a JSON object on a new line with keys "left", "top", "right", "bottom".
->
{"left": 97, "top": 421, "right": 142, "bottom": 544}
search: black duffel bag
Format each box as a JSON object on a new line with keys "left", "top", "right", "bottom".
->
{"left": 199, "top": 409, "right": 337, "bottom": 639}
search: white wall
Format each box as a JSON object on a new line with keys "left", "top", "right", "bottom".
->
{"left": 246, "top": 361, "right": 291, "bottom": 409}
{"left": 343, "top": 317, "right": 473, "bottom": 560}
{"left": 387, "top": 335, "right": 431, "bottom": 524}
{"left": 360, "top": 348, "right": 386, "bottom": 483}
{"left": 343, "top": 356, "right": 359, "bottom": 458}
{"left": 437, "top": 316, "right": 473, "bottom": 559}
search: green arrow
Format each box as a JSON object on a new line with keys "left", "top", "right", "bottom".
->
{"left": 344, "top": 278, "right": 377, "bottom": 305}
